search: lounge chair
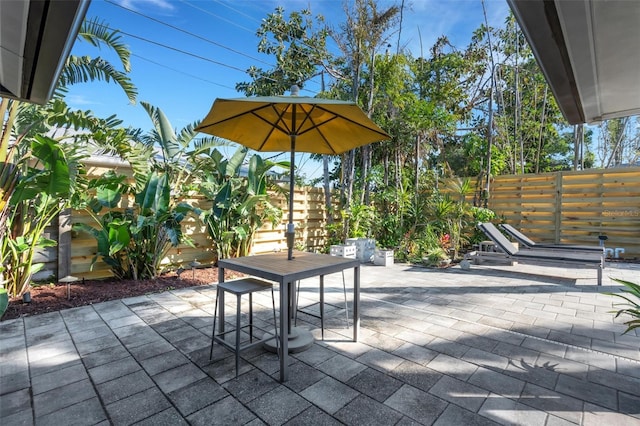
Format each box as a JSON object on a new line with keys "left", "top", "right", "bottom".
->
{"left": 477, "top": 222, "right": 604, "bottom": 286}
{"left": 499, "top": 223, "right": 604, "bottom": 253}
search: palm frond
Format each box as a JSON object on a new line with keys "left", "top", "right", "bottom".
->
{"left": 60, "top": 57, "right": 137, "bottom": 103}
{"left": 78, "top": 18, "right": 132, "bottom": 72}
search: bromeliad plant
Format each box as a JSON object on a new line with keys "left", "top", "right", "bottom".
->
{"left": 605, "top": 278, "right": 640, "bottom": 335}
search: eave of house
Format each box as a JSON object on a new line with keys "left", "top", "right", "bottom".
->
{"left": 0, "top": 0, "right": 90, "bottom": 105}
{"left": 508, "top": 0, "right": 640, "bottom": 124}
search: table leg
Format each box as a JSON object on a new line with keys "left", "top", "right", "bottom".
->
{"left": 218, "top": 267, "right": 225, "bottom": 334}
{"left": 353, "top": 265, "right": 360, "bottom": 342}
{"left": 279, "top": 279, "right": 289, "bottom": 382}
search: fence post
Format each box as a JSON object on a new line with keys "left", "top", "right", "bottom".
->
{"left": 58, "top": 208, "right": 72, "bottom": 279}
{"left": 554, "top": 172, "right": 563, "bottom": 243}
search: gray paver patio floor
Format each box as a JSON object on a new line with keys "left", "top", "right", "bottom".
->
{"left": 1, "top": 261, "right": 639, "bottom": 425}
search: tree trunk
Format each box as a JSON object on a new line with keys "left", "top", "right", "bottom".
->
{"left": 323, "top": 154, "right": 332, "bottom": 223}
{"left": 414, "top": 134, "right": 419, "bottom": 206}
{"left": 573, "top": 124, "right": 583, "bottom": 170}
{"left": 485, "top": 85, "right": 494, "bottom": 208}
{"left": 535, "top": 85, "right": 548, "bottom": 173}
{"left": 605, "top": 118, "right": 629, "bottom": 168}
{"left": 383, "top": 149, "right": 389, "bottom": 187}
{"left": 361, "top": 144, "right": 372, "bottom": 205}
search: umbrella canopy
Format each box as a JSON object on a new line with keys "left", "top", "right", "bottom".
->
{"left": 195, "top": 95, "right": 390, "bottom": 155}
{"left": 195, "top": 89, "right": 390, "bottom": 259}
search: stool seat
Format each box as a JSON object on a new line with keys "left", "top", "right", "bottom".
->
{"left": 217, "top": 278, "right": 272, "bottom": 295}
{"left": 210, "top": 277, "right": 279, "bottom": 378}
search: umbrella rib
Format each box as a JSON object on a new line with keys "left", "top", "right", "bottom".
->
{"left": 313, "top": 105, "right": 390, "bottom": 139}
{"left": 195, "top": 103, "right": 276, "bottom": 132}
{"left": 253, "top": 105, "right": 293, "bottom": 151}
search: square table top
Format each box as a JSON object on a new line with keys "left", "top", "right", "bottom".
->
{"left": 217, "top": 251, "right": 360, "bottom": 283}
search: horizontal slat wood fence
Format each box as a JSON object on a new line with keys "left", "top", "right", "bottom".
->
{"left": 33, "top": 164, "right": 640, "bottom": 281}
{"left": 59, "top": 186, "right": 335, "bottom": 280}
{"left": 487, "top": 167, "right": 640, "bottom": 260}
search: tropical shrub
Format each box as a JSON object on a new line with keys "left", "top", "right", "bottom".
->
{"left": 200, "top": 147, "right": 286, "bottom": 260}
{"left": 1, "top": 136, "right": 83, "bottom": 297}
{"left": 74, "top": 170, "right": 196, "bottom": 279}
{"left": 343, "top": 201, "right": 376, "bottom": 238}
{"left": 469, "top": 206, "right": 496, "bottom": 245}
{"left": 396, "top": 225, "right": 442, "bottom": 264}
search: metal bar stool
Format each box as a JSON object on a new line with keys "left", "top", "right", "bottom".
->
{"left": 209, "top": 278, "right": 279, "bottom": 378}
{"left": 294, "top": 271, "right": 349, "bottom": 339}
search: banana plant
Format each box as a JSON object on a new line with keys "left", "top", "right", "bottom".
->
{"left": 74, "top": 170, "right": 196, "bottom": 280}
{"left": 1, "top": 136, "right": 82, "bottom": 297}
{"left": 200, "top": 147, "right": 286, "bottom": 260}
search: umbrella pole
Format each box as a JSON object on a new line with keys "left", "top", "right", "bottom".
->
{"left": 287, "top": 135, "right": 296, "bottom": 260}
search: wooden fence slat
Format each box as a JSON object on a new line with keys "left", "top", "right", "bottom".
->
{"left": 488, "top": 167, "right": 640, "bottom": 260}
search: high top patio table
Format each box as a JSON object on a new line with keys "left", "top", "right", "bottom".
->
{"left": 217, "top": 251, "right": 361, "bottom": 382}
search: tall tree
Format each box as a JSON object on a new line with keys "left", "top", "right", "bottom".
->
{"left": 599, "top": 117, "right": 640, "bottom": 168}
{"left": 330, "top": 0, "right": 399, "bottom": 213}
{"left": 236, "top": 7, "right": 331, "bottom": 96}
{"left": 491, "top": 14, "right": 566, "bottom": 174}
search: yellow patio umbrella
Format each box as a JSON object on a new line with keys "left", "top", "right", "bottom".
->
{"left": 195, "top": 86, "right": 390, "bottom": 260}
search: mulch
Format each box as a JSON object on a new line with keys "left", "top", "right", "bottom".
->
{"left": 2, "top": 267, "right": 228, "bottom": 321}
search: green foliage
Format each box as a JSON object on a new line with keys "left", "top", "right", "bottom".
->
{"left": 200, "top": 147, "right": 286, "bottom": 260}
{"left": 605, "top": 279, "right": 640, "bottom": 335}
{"left": 0, "top": 16, "right": 137, "bottom": 295}
{"left": 236, "top": 7, "right": 329, "bottom": 96}
{"left": 395, "top": 225, "right": 443, "bottom": 264}
{"left": 469, "top": 206, "right": 496, "bottom": 245}
{"left": 74, "top": 171, "right": 196, "bottom": 280}
{"left": 1, "top": 136, "right": 83, "bottom": 297}
{"left": 426, "top": 178, "right": 476, "bottom": 259}
{"left": 57, "top": 17, "right": 137, "bottom": 102}
{"left": 72, "top": 102, "right": 218, "bottom": 280}
{"left": 322, "top": 221, "right": 345, "bottom": 253}
{"left": 343, "top": 200, "right": 375, "bottom": 238}
{"left": 0, "top": 287, "right": 7, "bottom": 319}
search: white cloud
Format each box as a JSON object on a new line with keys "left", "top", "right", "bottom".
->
{"left": 66, "top": 94, "right": 98, "bottom": 106}
{"left": 116, "top": 0, "right": 175, "bottom": 12}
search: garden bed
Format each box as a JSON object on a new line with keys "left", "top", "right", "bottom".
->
{"left": 2, "top": 267, "right": 228, "bottom": 321}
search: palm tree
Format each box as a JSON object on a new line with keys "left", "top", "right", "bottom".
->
{"left": 57, "top": 17, "right": 137, "bottom": 103}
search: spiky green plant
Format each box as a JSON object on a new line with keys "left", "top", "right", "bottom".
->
{"left": 605, "top": 278, "right": 640, "bottom": 335}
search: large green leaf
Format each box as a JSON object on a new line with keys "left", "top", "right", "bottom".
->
{"left": 141, "top": 102, "right": 180, "bottom": 159}
{"left": 0, "top": 288, "right": 8, "bottom": 319}
{"left": 135, "top": 172, "right": 170, "bottom": 214}
{"left": 212, "top": 181, "right": 232, "bottom": 218}
{"left": 12, "top": 136, "right": 71, "bottom": 202}
{"left": 225, "top": 147, "right": 247, "bottom": 178}
{"left": 96, "top": 185, "right": 122, "bottom": 208}
{"left": 107, "top": 222, "right": 131, "bottom": 255}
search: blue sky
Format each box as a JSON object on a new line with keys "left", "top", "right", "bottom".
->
{"left": 66, "top": 0, "right": 510, "bottom": 180}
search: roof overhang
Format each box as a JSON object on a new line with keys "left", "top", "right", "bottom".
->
{"left": 0, "top": 0, "right": 90, "bottom": 105}
{"left": 508, "top": 0, "right": 640, "bottom": 124}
